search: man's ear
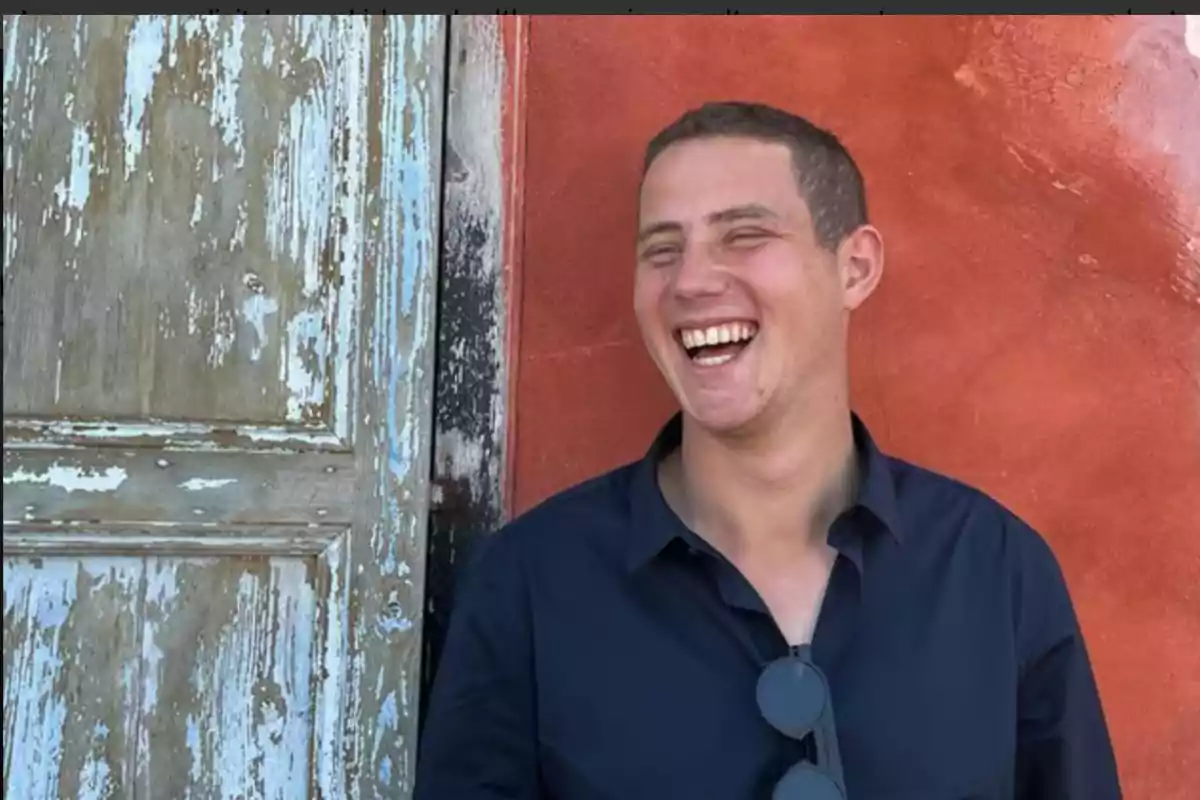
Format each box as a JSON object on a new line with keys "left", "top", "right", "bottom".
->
{"left": 838, "top": 224, "right": 885, "bottom": 311}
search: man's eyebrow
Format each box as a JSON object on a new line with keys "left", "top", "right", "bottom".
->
{"left": 637, "top": 204, "right": 779, "bottom": 244}
{"left": 636, "top": 220, "right": 683, "bottom": 244}
{"left": 707, "top": 203, "right": 778, "bottom": 224}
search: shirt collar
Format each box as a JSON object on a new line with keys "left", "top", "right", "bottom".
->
{"left": 626, "top": 411, "right": 905, "bottom": 573}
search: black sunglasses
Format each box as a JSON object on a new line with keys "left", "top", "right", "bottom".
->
{"left": 756, "top": 644, "right": 846, "bottom": 800}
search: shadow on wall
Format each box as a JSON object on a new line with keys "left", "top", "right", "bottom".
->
{"left": 512, "top": 14, "right": 1199, "bottom": 800}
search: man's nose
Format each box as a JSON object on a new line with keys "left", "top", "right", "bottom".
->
{"left": 671, "top": 247, "right": 729, "bottom": 299}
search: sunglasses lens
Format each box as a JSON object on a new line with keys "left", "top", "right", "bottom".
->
{"left": 772, "top": 762, "right": 844, "bottom": 800}
{"left": 756, "top": 656, "right": 827, "bottom": 737}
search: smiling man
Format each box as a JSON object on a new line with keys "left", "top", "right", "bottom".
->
{"left": 414, "top": 101, "right": 1122, "bottom": 799}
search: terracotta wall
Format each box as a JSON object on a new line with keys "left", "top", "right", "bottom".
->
{"left": 508, "top": 15, "right": 1198, "bottom": 798}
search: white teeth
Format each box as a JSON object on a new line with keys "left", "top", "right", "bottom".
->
{"left": 679, "top": 322, "right": 758, "bottom": 351}
{"left": 694, "top": 352, "right": 736, "bottom": 367}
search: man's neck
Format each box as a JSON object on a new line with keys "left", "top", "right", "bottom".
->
{"left": 671, "top": 394, "right": 859, "bottom": 561}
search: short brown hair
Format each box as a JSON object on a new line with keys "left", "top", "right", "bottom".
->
{"left": 643, "top": 101, "right": 869, "bottom": 251}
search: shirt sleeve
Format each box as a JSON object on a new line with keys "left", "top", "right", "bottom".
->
{"left": 1009, "top": 514, "right": 1123, "bottom": 799}
{"left": 413, "top": 530, "right": 541, "bottom": 799}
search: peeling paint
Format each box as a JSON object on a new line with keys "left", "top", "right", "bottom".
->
{"left": 53, "top": 346, "right": 64, "bottom": 404}
{"left": 177, "top": 477, "right": 237, "bottom": 491}
{"left": 264, "top": 29, "right": 334, "bottom": 286}
{"left": 206, "top": 287, "right": 237, "bottom": 368}
{"left": 186, "top": 284, "right": 203, "bottom": 336}
{"left": 331, "top": 17, "right": 370, "bottom": 446}
{"left": 77, "top": 722, "right": 114, "bottom": 800}
{"left": 241, "top": 293, "right": 280, "bottom": 363}
{"left": 4, "top": 463, "right": 128, "bottom": 493}
{"left": 262, "top": 29, "right": 275, "bottom": 70}
{"left": 2, "top": 17, "right": 22, "bottom": 273}
{"left": 1186, "top": 16, "right": 1200, "bottom": 59}
{"left": 229, "top": 200, "right": 248, "bottom": 252}
{"left": 3, "top": 16, "right": 20, "bottom": 94}
{"left": 282, "top": 310, "right": 328, "bottom": 422}
{"left": 53, "top": 124, "right": 93, "bottom": 217}
{"left": 122, "top": 15, "right": 166, "bottom": 180}
{"left": 378, "top": 15, "right": 439, "bottom": 489}
{"left": 434, "top": 429, "right": 488, "bottom": 498}
{"left": 5, "top": 417, "right": 345, "bottom": 452}
{"left": 373, "top": 691, "right": 400, "bottom": 785}
{"left": 209, "top": 15, "right": 246, "bottom": 167}
{"left": 51, "top": 85, "right": 97, "bottom": 252}
{"left": 189, "top": 193, "right": 203, "bottom": 228}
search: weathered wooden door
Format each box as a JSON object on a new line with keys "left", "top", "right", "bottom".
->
{"left": 3, "top": 15, "right": 445, "bottom": 798}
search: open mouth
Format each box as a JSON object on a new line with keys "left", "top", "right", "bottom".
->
{"left": 677, "top": 321, "right": 759, "bottom": 367}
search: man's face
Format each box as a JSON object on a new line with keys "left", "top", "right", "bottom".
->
{"left": 634, "top": 135, "right": 876, "bottom": 436}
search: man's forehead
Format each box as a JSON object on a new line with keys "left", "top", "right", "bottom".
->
{"left": 649, "top": 134, "right": 792, "bottom": 165}
{"left": 638, "top": 139, "right": 804, "bottom": 225}
{"left": 643, "top": 136, "right": 793, "bottom": 185}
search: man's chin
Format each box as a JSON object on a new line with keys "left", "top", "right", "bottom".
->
{"left": 681, "top": 400, "right": 764, "bottom": 439}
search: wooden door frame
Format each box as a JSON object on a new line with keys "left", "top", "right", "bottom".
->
{"left": 422, "top": 14, "right": 529, "bottom": 716}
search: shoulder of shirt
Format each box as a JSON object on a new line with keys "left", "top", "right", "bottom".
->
{"left": 885, "top": 452, "right": 1064, "bottom": 574}
{"left": 459, "top": 459, "right": 641, "bottom": 571}
{"left": 886, "top": 453, "right": 1079, "bottom": 664}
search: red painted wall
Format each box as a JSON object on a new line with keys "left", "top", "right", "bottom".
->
{"left": 510, "top": 15, "right": 1198, "bottom": 797}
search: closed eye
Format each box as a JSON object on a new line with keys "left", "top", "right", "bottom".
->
{"left": 726, "top": 229, "right": 772, "bottom": 247}
{"left": 641, "top": 245, "right": 681, "bottom": 265}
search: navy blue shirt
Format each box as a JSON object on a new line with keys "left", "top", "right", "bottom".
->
{"left": 415, "top": 413, "right": 1121, "bottom": 799}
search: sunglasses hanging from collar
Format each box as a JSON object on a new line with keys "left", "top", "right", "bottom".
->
{"left": 756, "top": 644, "right": 846, "bottom": 799}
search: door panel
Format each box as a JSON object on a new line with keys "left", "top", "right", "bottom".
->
{"left": 3, "top": 14, "right": 360, "bottom": 429}
{"left": 3, "top": 14, "right": 446, "bottom": 798}
{"left": 4, "top": 553, "right": 322, "bottom": 798}
{"left": 3, "top": 557, "right": 144, "bottom": 799}
{"left": 4, "top": 449, "right": 356, "bottom": 525}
